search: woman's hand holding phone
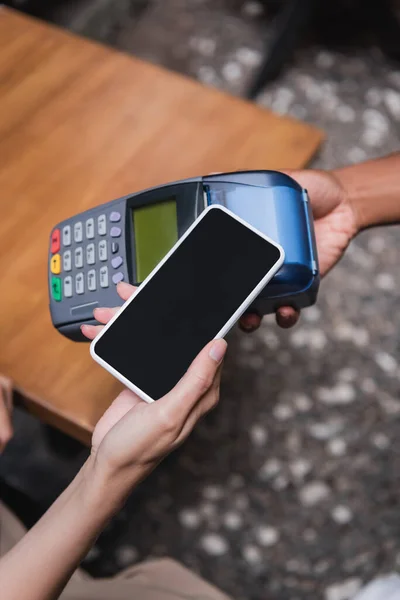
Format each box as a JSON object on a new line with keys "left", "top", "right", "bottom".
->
{"left": 82, "top": 284, "right": 226, "bottom": 500}
{"left": 0, "top": 291, "right": 226, "bottom": 600}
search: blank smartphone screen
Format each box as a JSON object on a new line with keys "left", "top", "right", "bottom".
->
{"left": 94, "top": 208, "right": 282, "bottom": 399}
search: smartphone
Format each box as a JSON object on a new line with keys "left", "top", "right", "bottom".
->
{"left": 90, "top": 205, "right": 284, "bottom": 402}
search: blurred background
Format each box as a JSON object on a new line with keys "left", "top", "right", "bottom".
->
{"left": 6, "top": 0, "right": 400, "bottom": 160}
{"left": 1, "top": 1, "right": 400, "bottom": 600}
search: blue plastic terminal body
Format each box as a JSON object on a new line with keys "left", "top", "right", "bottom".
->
{"left": 50, "top": 170, "right": 319, "bottom": 342}
{"left": 203, "top": 171, "right": 319, "bottom": 315}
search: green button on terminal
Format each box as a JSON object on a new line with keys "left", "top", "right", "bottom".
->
{"left": 51, "top": 276, "right": 62, "bottom": 301}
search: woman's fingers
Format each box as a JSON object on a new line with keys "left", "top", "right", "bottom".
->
{"left": 81, "top": 324, "right": 103, "bottom": 340}
{"left": 117, "top": 282, "right": 137, "bottom": 301}
{"left": 92, "top": 389, "right": 143, "bottom": 450}
{"left": 92, "top": 284, "right": 137, "bottom": 326}
{"left": 82, "top": 284, "right": 138, "bottom": 340}
{"left": 91, "top": 342, "right": 226, "bottom": 475}
{"left": 175, "top": 364, "right": 223, "bottom": 444}
{"left": 93, "top": 307, "right": 120, "bottom": 324}
{"left": 155, "top": 339, "right": 227, "bottom": 428}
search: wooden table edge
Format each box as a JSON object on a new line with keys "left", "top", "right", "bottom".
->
{"left": 16, "top": 384, "right": 92, "bottom": 445}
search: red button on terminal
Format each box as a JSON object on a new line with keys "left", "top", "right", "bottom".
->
{"left": 51, "top": 229, "right": 60, "bottom": 254}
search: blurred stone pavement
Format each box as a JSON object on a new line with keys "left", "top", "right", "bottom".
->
{"left": 1, "top": 2, "right": 400, "bottom": 599}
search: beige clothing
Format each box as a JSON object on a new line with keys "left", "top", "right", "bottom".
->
{"left": 0, "top": 501, "right": 230, "bottom": 600}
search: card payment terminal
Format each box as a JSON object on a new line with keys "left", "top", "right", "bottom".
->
{"left": 49, "top": 171, "right": 319, "bottom": 341}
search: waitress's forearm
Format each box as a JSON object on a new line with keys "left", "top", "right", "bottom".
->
{"left": 333, "top": 152, "right": 400, "bottom": 230}
{"left": 0, "top": 457, "right": 132, "bottom": 600}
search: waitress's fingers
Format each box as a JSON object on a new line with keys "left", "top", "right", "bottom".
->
{"left": 239, "top": 313, "right": 262, "bottom": 332}
{"left": 276, "top": 306, "right": 300, "bottom": 328}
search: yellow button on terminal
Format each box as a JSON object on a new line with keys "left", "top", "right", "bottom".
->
{"left": 50, "top": 253, "right": 61, "bottom": 274}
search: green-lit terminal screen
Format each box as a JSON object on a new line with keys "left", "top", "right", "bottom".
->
{"left": 133, "top": 199, "right": 178, "bottom": 282}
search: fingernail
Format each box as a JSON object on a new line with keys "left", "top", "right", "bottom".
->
{"left": 209, "top": 339, "right": 227, "bottom": 363}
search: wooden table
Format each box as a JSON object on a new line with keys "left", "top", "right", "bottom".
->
{"left": 0, "top": 7, "right": 323, "bottom": 444}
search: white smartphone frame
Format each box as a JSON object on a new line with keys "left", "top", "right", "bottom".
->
{"left": 90, "top": 204, "right": 285, "bottom": 403}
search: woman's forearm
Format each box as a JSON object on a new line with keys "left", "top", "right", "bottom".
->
{"left": 333, "top": 152, "right": 400, "bottom": 230}
{"left": 0, "top": 457, "right": 128, "bottom": 600}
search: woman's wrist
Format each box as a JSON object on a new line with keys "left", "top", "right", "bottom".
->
{"left": 80, "top": 454, "right": 144, "bottom": 520}
{"left": 79, "top": 457, "right": 128, "bottom": 522}
{"left": 0, "top": 459, "right": 131, "bottom": 600}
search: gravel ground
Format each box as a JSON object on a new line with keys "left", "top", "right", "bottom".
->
{"left": 2, "top": 2, "right": 400, "bottom": 599}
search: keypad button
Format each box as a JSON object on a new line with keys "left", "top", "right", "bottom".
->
{"left": 111, "top": 242, "right": 119, "bottom": 254}
{"left": 74, "top": 247, "right": 84, "bottom": 268}
{"left": 75, "top": 273, "right": 84, "bottom": 295}
{"left": 111, "top": 256, "right": 123, "bottom": 269}
{"left": 110, "top": 226, "right": 121, "bottom": 238}
{"left": 50, "top": 254, "right": 61, "bottom": 274}
{"left": 74, "top": 221, "right": 83, "bottom": 243}
{"left": 64, "top": 276, "right": 73, "bottom": 298}
{"left": 100, "top": 266, "right": 109, "bottom": 288}
{"left": 85, "top": 218, "right": 95, "bottom": 239}
{"left": 63, "top": 250, "right": 72, "bottom": 272}
{"left": 51, "top": 276, "right": 62, "bottom": 301}
{"left": 98, "top": 240, "right": 108, "bottom": 262}
{"left": 87, "top": 269, "right": 97, "bottom": 291}
{"left": 98, "top": 214, "right": 107, "bottom": 236}
{"left": 62, "top": 225, "right": 71, "bottom": 247}
{"left": 86, "top": 243, "right": 95, "bottom": 265}
{"left": 51, "top": 229, "right": 60, "bottom": 254}
{"left": 112, "top": 272, "right": 124, "bottom": 284}
{"left": 110, "top": 211, "right": 121, "bottom": 222}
